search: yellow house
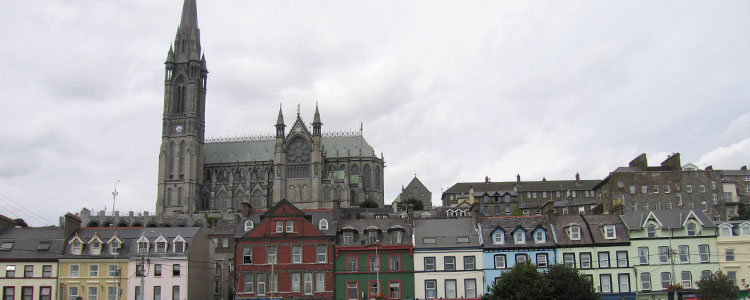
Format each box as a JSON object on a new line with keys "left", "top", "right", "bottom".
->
{"left": 717, "top": 221, "right": 750, "bottom": 290}
{"left": 59, "top": 231, "right": 130, "bottom": 300}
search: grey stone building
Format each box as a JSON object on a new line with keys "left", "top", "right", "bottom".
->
{"left": 394, "top": 176, "right": 433, "bottom": 209}
{"left": 155, "top": 0, "right": 385, "bottom": 216}
{"left": 442, "top": 174, "right": 599, "bottom": 217}
{"left": 719, "top": 166, "right": 750, "bottom": 206}
{"left": 593, "top": 153, "right": 734, "bottom": 221}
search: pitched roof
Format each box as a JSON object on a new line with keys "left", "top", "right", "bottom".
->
{"left": 234, "top": 210, "right": 338, "bottom": 238}
{"left": 413, "top": 218, "right": 480, "bottom": 248}
{"left": 582, "top": 215, "right": 629, "bottom": 244}
{"left": 478, "top": 216, "right": 555, "bottom": 249}
{"left": 204, "top": 135, "right": 377, "bottom": 164}
{"left": 0, "top": 227, "right": 66, "bottom": 260}
{"left": 444, "top": 179, "right": 600, "bottom": 194}
{"left": 338, "top": 218, "right": 412, "bottom": 245}
{"left": 620, "top": 209, "right": 715, "bottom": 231}
{"left": 548, "top": 215, "right": 592, "bottom": 246}
{"left": 62, "top": 227, "right": 202, "bottom": 259}
{"left": 405, "top": 176, "right": 429, "bottom": 193}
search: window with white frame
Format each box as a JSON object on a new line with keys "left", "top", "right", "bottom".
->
{"left": 563, "top": 253, "right": 575, "bottom": 268}
{"left": 698, "top": 244, "right": 709, "bottom": 262}
{"left": 629, "top": 185, "right": 636, "bottom": 194}
{"left": 681, "top": 271, "right": 692, "bottom": 289}
{"left": 647, "top": 224, "right": 656, "bottom": 237}
{"left": 678, "top": 245, "right": 689, "bottom": 263}
{"left": 687, "top": 223, "right": 698, "bottom": 236}
{"left": 493, "top": 231, "right": 504, "bottom": 244}
{"left": 494, "top": 254, "right": 506, "bottom": 269}
{"left": 243, "top": 246, "right": 253, "bottom": 264}
{"left": 641, "top": 185, "right": 648, "bottom": 194}
{"left": 686, "top": 185, "right": 693, "bottom": 193}
{"left": 292, "top": 245, "right": 302, "bottom": 263}
{"left": 534, "top": 230, "right": 546, "bottom": 243}
{"left": 567, "top": 225, "right": 581, "bottom": 240}
{"left": 641, "top": 272, "right": 651, "bottom": 291}
{"left": 516, "top": 254, "right": 528, "bottom": 263}
{"left": 315, "top": 272, "right": 325, "bottom": 292}
{"left": 267, "top": 246, "right": 277, "bottom": 264}
{"left": 536, "top": 253, "right": 548, "bottom": 267}
{"left": 244, "top": 220, "right": 254, "bottom": 231}
{"left": 600, "top": 274, "right": 612, "bottom": 293}
{"left": 514, "top": 230, "right": 525, "bottom": 244}
{"left": 598, "top": 252, "right": 610, "bottom": 268}
{"left": 286, "top": 221, "right": 294, "bottom": 233}
{"left": 618, "top": 274, "right": 630, "bottom": 292}
{"left": 653, "top": 185, "right": 659, "bottom": 193}
{"left": 638, "top": 247, "right": 649, "bottom": 265}
{"left": 424, "top": 257, "right": 436, "bottom": 271}
{"left": 617, "top": 251, "right": 628, "bottom": 267}
{"left": 661, "top": 272, "right": 671, "bottom": 289}
{"left": 603, "top": 225, "right": 616, "bottom": 239}
{"left": 659, "top": 247, "right": 670, "bottom": 264}
{"left": 275, "top": 221, "right": 283, "bottom": 233}
{"left": 317, "top": 245, "right": 327, "bottom": 263}
{"left": 580, "top": 252, "right": 591, "bottom": 269}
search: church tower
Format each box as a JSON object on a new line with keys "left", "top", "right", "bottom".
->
{"left": 156, "top": 0, "right": 208, "bottom": 215}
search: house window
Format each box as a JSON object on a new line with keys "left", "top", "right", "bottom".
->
{"left": 653, "top": 185, "right": 659, "bottom": 193}
{"left": 153, "top": 286, "right": 161, "bottom": 300}
{"left": 698, "top": 244, "right": 710, "bottom": 262}
{"left": 367, "top": 231, "right": 378, "bottom": 243}
{"left": 687, "top": 223, "right": 697, "bottom": 236}
{"left": 580, "top": 252, "right": 591, "bottom": 269}
{"left": 641, "top": 272, "right": 652, "bottom": 291}
{"left": 20, "top": 287, "right": 31, "bottom": 300}
{"left": 42, "top": 265, "right": 52, "bottom": 277}
{"left": 257, "top": 273, "right": 266, "bottom": 295}
{"left": 638, "top": 247, "right": 649, "bottom": 265}
{"left": 2, "top": 287, "right": 14, "bottom": 300}
{"left": 389, "top": 255, "right": 401, "bottom": 271}
{"left": 286, "top": 221, "right": 294, "bottom": 233}
{"left": 369, "top": 255, "right": 379, "bottom": 271}
{"left": 424, "top": 280, "right": 437, "bottom": 299}
{"left": 456, "top": 237, "right": 469, "bottom": 244}
{"left": 72, "top": 241, "right": 82, "bottom": 255}
{"left": 444, "top": 256, "right": 456, "bottom": 271}
{"left": 494, "top": 254, "right": 506, "bottom": 269}
{"left": 315, "top": 273, "right": 325, "bottom": 292}
{"left": 275, "top": 221, "right": 283, "bottom": 233}
{"left": 617, "top": 181, "right": 624, "bottom": 187}
{"left": 537, "top": 253, "right": 548, "bottom": 267}
{"left": 563, "top": 253, "right": 575, "bottom": 268}
{"left": 616, "top": 251, "right": 628, "bottom": 267}
{"left": 107, "top": 264, "right": 117, "bottom": 277}
{"left": 346, "top": 282, "right": 358, "bottom": 300}
{"left": 156, "top": 241, "right": 167, "bottom": 253}
{"left": 319, "top": 219, "right": 328, "bottom": 231}
{"left": 699, "top": 185, "right": 705, "bottom": 193}
{"left": 154, "top": 264, "right": 162, "bottom": 276}
{"left": 267, "top": 246, "right": 277, "bottom": 264}
{"left": 493, "top": 231, "right": 504, "bottom": 244}
{"left": 40, "top": 287, "right": 51, "bottom": 300}
{"left": 91, "top": 241, "right": 101, "bottom": 255}
{"left": 678, "top": 245, "right": 689, "bottom": 263}
{"left": 346, "top": 256, "right": 358, "bottom": 272}
{"left": 303, "top": 272, "right": 313, "bottom": 295}
{"left": 665, "top": 184, "right": 671, "bottom": 193}
{"left": 681, "top": 271, "right": 693, "bottom": 289}
{"left": 618, "top": 274, "right": 630, "bottom": 292}
{"left": 317, "top": 245, "right": 327, "bottom": 263}
{"left": 465, "top": 279, "right": 477, "bottom": 298}
{"left": 603, "top": 225, "right": 616, "bottom": 239}
{"left": 629, "top": 185, "right": 636, "bottom": 194}
{"left": 290, "top": 245, "right": 303, "bottom": 264}
{"left": 567, "top": 226, "right": 581, "bottom": 240}
{"left": 424, "top": 257, "right": 436, "bottom": 271}
{"left": 392, "top": 230, "right": 403, "bottom": 244}
{"left": 659, "top": 247, "right": 670, "bottom": 264}
{"left": 516, "top": 254, "right": 528, "bottom": 264}
{"left": 534, "top": 230, "right": 546, "bottom": 243}
{"left": 243, "top": 273, "right": 254, "bottom": 293}
{"left": 686, "top": 185, "right": 693, "bottom": 193}
{"left": 69, "top": 265, "right": 79, "bottom": 277}
{"left": 463, "top": 256, "right": 475, "bottom": 270}
{"left": 598, "top": 252, "right": 610, "bottom": 268}
{"left": 24, "top": 265, "right": 33, "bottom": 277}
{"left": 514, "top": 231, "right": 525, "bottom": 244}
{"left": 600, "top": 274, "right": 612, "bottom": 293}
{"left": 173, "top": 241, "right": 184, "bottom": 253}
{"left": 138, "top": 241, "right": 149, "bottom": 254}
{"left": 88, "top": 287, "right": 99, "bottom": 300}
{"left": 641, "top": 185, "right": 648, "bottom": 194}
{"left": 243, "top": 246, "right": 253, "bottom": 264}
{"left": 369, "top": 280, "right": 380, "bottom": 296}
{"left": 172, "top": 286, "right": 179, "bottom": 300}
{"left": 343, "top": 232, "right": 354, "bottom": 245}
{"left": 726, "top": 249, "right": 735, "bottom": 261}
{"left": 388, "top": 281, "right": 400, "bottom": 299}
{"left": 661, "top": 272, "right": 671, "bottom": 289}
{"left": 423, "top": 238, "right": 436, "bottom": 244}
{"left": 445, "top": 279, "right": 457, "bottom": 298}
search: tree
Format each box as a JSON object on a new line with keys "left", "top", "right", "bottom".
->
{"left": 730, "top": 203, "right": 750, "bottom": 220}
{"left": 511, "top": 207, "right": 523, "bottom": 216}
{"left": 488, "top": 262, "right": 551, "bottom": 300}
{"left": 695, "top": 271, "right": 739, "bottom": 300}
{"left": 401, "top": 198, "right": 424, "bottom": 211}
{"left": 361, "top": 200, "right": 379, "bottom": 208}
{"left": 545, "top": 264, "right": 598, "bottom": 300}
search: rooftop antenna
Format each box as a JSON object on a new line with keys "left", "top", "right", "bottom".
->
{"left": 112, "top": 180, "right": 120, "bottom": 217}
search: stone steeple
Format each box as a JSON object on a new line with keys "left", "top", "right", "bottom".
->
{"left": 313, "top": 102, "right": 322, "bottom": 136}
{"left": 173, "top": 0, "right": 202, "bottom": 62}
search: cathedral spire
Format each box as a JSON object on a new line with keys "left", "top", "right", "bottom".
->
{"left": 179, "top": 0, "right": 199, "bottom": 29}
{"left": 313, "top": 102, "right": 322, "bottom": 136}
{"left": 173, "top": 0, "right": 201, "bottom": 61}
{"left": 276, "top": 104, "right": 286, "bottom": 138}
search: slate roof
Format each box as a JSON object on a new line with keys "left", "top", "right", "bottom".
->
{"left": 478, "top": 216, "right": 555, "bottom": 249}
{"left": 444, "top": 180, "right": 600, "bottom": 194}
{"left": 549, "top": 215, "right": 592, "bottom": 247}
{"left": 413, "top": 218, "right": 480, "bottom": 248}
{"left": 620, "top": 209, "right": 715, "bottom": 231}
{"left": 0, "top": 227, "right": 66, "bottom": 260}
{"left": 582, "top": 215, "right": 630, "bottom": 245}
{"left": 721, "top": 169, "right": 750, "bottom": 176}
{"left": 234, "top": 210, "right": 338, "bottom": 238}
{"left": 205, "top": 135, "right": 377, "bottom": 164}
{"left": 62, "top": 227, "right": 202, "bottom": 259}
{"left": 338, "top": 218, "right": 412, "bottom": 245}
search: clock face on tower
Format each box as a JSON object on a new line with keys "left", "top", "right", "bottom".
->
{"left": 175, "top": 125, "right": 183, "bottom": 133}
{"left": 287, "top": 139, "right": 311, "bottom": 163}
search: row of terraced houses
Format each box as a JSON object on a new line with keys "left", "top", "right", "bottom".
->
{"left": 5, "top": 200, "right": 750, "bottom": 300}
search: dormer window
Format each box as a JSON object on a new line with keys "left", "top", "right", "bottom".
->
{"left": 342, "top": 232, "right": 354, "bottom": 245}
{"left": 566, "top": 225, "right": 581, "bottom": 241}
{"left": 0, "top": 242, "right": 13, "bottom": 251}
{"left": 72, "top": 241, "right": 82, "bottom": 255}
{"left": 173, "top": 236, "right": 186, "bottom": 254}
{"left": 137, "top": 236, "right": 150, "bottom": 255}
{"left": 603, "top": 225, "right": 616, "bottom": 239}
{"left": 686, "top": 223, "right": 697, "bottom": 236}
{"left": 514, "top": 230, "right": 526, "bottom": 244}
{"left": 244, "top": 220, "right": 254, "bottom": 231}
{"left": 91, "top": 242, "right": 101, "bottom": 255}
{"left": 155, "top": 236, "right": 168, "bottom": 253}
{"left": 367, "top": 231, "right": 378, "bottom": 243}
{"left": 110, "top": 241, "right": 121, "bottom": 254}
{"left": 720, "top": 225, "right": 732, "bottom": 237}
{"left": 493, "top": 231, "right": 504, "bottom": 245}
{"left": 319, "top": 219, "right": 328, "bottom": 231}
{"left": 534, "top": 230, "right": 546, "bottom": 243}
{"left": 392, "top": 230, "right": 403, "bottom": 244}
{"left": 741, "top": 224, "right": 750, "bottom": 236}
{"left": 647, "top": 224, "right": 657, "bottom": 238}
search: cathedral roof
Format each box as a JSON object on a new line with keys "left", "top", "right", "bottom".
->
{"left": 204, "top": 134, "right": 378, "bottom": 164}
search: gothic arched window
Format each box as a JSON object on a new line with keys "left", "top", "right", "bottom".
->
{"left": 351, "top": 165, "right": 360, "bottom": 176}
{"left": 286, "top": 137, "right": 311, "bottom": 179}
{"left": 251, "top": 190, "right": 263, "bottom": 209}
{"left": 169, "top": 141, "right": 176, "bottom": 178}
{"left": 178, "top": 141, "right": 185, "bottom": 179}
{"left": 167, "top": 188, "right": 172, "bottom": 206}
{"left": 375, "top": 166, "right": 381, "bottom": 189}
{"left": 322, "top": 187, "right": 330, "bottom": 203}
{"left": 363, "top": 165, "right": 371, "bottom": 189}
{"left": 177, "top": 188, "right": 183, "bottom": 206}
{"left": 335, "top": 186, "right": 343, "bottom": 200}
{"left": 233, "top": 191, "right": 245, "bottom": 209}
{"left": 217, "top": 191, "right": 228, "bottom": 210}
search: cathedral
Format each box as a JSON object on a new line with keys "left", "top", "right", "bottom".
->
{"left": 155, "top": 0, "right": 385, "bottom": 216}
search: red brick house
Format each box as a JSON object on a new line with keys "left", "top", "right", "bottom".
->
{"left": 234, "top": 200, "right": 337, "bottom": 300}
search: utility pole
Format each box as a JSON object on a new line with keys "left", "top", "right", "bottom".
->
{"left": 112, "top": 180, "right": 120, "bottom": 300}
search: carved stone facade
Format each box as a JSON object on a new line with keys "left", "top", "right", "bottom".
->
{"left": 156, "top": 1, "right": 384, "bottom": 216}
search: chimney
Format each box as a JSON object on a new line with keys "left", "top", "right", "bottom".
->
{"left": 542, "top": 177, "right": 546, "bottom": 182}
{"left": 742, "top": 165, "right": 748, "bottom": 171}
{"left": 63, "top": 213, "right": 81, "bottom": 239}
{"left": 629, "top": 153, "right": 648, "bottom": 170}
{"left": 516, "top": 174, "right": 521, "bottom": 186}
{"left": 406, "top": 204, "right": 414, "bottom": 226}
{"left": 660, "top": 152, "right": 681, "bottom": 170}
{"left": 0, "top": 214, "right": 15, "bottom": 230}
{"left": 705, "top": 165, "right": 713, "bottom": 171}
{"left": 485, "top": 176, "right": 489, "bottom": 184}
{"left": 241, "top": 200, "right": 251, "bottom": 218}
{"left": 575, "top": 172, "right": 581, "bottom": 185}
{"left": 472, "top": 202, "right": 480, "bottom": 225}
{"left": 469, "top": 187, "right": 475, "bottom": 204}
{"left": 332, "top": 199, "right": 341, "bottom": 221}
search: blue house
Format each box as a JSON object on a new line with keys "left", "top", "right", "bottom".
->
{"left": 478, "top": 216, "right": 556, "bottom": 292}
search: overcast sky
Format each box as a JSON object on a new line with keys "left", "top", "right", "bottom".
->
{"left": 1, "top": 1, "right": 749, "bottom": 226}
